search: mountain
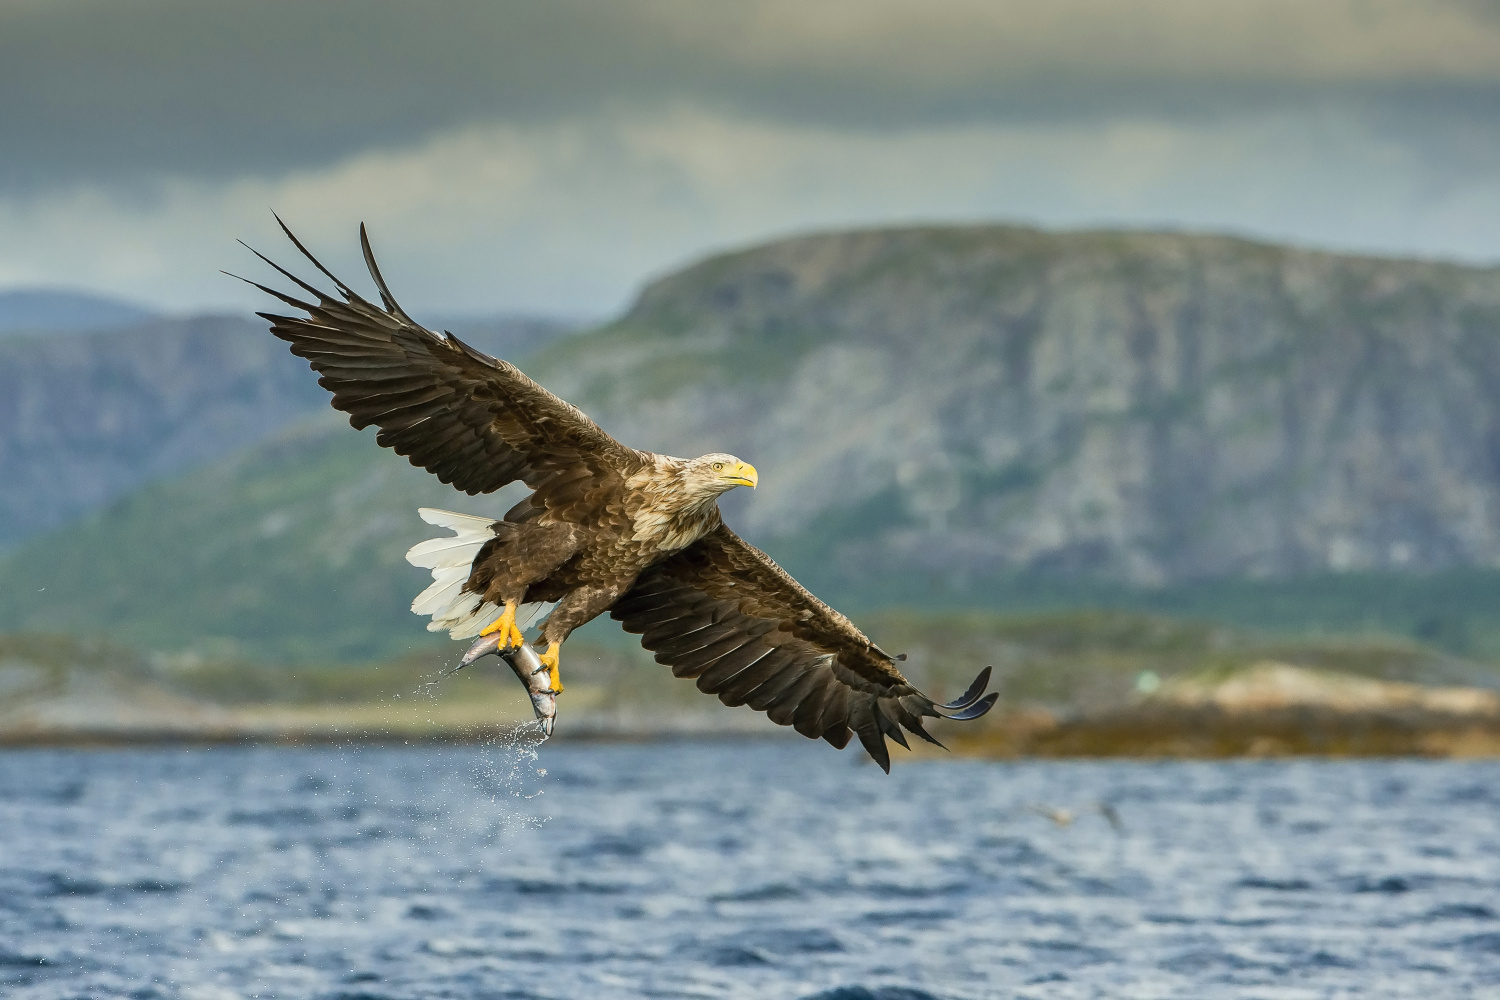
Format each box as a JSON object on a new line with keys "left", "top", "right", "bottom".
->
{"left": 7, "top": 223, "right": 1500, "bottom": 662}
{"left": 538, "top": 225, "right": 1500, "bottom": 589}
{"left": 0, "top": 313, "right": 573, "bottom": 551}
{"left": 0, "top": 288, "right": 157, "bottom": 334}
{"left": 0, "top": 315, "right": 324, "bottom": 550}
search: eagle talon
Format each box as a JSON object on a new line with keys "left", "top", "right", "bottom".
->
{"left": 538, "top": 643, "right": 563, "bottom": 694}
{"left": 479, "top": 602, "right": 525, "bottom": 650}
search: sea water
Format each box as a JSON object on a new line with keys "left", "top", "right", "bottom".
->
{"left": 1, "top": 741, "right": 1498, "bottom": 999}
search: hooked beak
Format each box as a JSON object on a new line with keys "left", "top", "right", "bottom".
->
{"left": 722, "top": 461, "right": 758, "bottom": 489}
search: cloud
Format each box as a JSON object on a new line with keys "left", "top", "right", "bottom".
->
{"left": 2, "top": 0, "right": 1499, "bottom": 191}
{"left": 674, "top": 0, "right": 1500, "bottom": 85}
{"left": 3, "top": 104, "right": 1496, "bottom": 316}
{"left": 2, "top": 1, "right": 1497, "bottom": 313}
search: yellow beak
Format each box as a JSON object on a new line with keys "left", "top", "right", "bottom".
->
{"left": 723, "top": 461, "right": 758, "bottom": 489}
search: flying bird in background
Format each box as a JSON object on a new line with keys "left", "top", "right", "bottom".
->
{"left": 237, "top": 219, "right": 997, "bottom": 770}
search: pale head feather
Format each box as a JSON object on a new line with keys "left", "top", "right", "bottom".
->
{"left": 678, "top": 452, "right": 758, "bottom": 500}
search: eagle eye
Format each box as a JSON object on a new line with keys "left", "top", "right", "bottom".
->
{"left": 712, "top": 461, "right": 725, "bottom": 472}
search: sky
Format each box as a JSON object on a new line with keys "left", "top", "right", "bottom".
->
{"left": 2, "top": 0, "right": 1500, "bottom": 319}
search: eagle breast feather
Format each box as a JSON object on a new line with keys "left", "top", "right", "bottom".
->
{"left": 623, "top": 459, "right": 724, "bottom": 553}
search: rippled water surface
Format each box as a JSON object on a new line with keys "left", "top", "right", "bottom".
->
{"left": 2, "top": 741, "right": 1499, "bottom": 999}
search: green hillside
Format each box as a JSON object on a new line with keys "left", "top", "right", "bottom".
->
{"left": 870, "top": 608, "right": 1500, "bottom": 712}
{"left": 8, "top": 408, "right": 1500, "bottom": 665}
{"left": 3, "top": 607, "right": 1494, "bottom": 720}
{"left": 0, "top": 415, "right": 520, "bottom": 663}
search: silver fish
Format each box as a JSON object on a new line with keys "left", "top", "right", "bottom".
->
{"left": 460, "top": 632, "right": 558, "bottom": 736}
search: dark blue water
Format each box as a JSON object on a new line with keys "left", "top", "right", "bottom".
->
{"left": 1, "top": 741, "right": 1498, "bottom": 999}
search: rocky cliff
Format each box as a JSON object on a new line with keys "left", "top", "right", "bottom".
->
{"left": 537, "top": 226, "right": 1500, "bottom": 586}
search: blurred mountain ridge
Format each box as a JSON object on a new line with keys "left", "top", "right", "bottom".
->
{"left": 0, "top": 315, "right": 323, "bottom": 549}
{"left": 0, "top": 287, "right": 157, "bottom": 335}
{"left": 0, "top": 313, "right": 573, "bottom": 550}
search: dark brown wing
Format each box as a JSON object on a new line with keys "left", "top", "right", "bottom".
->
{"left": 234, "top": 218, "right": 643, "bottom": 516}
{"left": 610, "top": 524, "right": 996, "bottom": 771}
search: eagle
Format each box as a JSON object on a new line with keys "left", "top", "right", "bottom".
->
{"left": 238, "top": 220, "right": 996, "bottom": 771}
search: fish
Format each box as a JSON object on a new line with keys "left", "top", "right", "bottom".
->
{"left": 460, "top": 631, "right": 558, "bottom": 736}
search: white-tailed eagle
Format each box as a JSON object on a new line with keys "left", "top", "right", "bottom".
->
{"left": 239, "top": 220, "right": 996, "bottom": 770}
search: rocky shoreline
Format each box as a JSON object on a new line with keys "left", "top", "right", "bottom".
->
{"left": 5, "top": 663, "right": 1499, "bottom": 758}
{"left": 952, "top": 662, "right": 1500, "bottom": 758}
{"left": 0, "top": 678, "right": 784, "bottom": 748}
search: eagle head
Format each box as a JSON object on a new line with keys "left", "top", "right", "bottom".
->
{"left": 686, "top": 453, "right": 759, "bottom": 496}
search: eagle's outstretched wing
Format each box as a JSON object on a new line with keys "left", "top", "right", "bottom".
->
{"left": 611, "top": 524, "right": 997, "bottom": 770}
{"left": 236, "top": 218, "right": 643, "bottom": 514}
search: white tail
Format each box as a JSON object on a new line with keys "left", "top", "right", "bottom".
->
{"left": 405, "top": 508, "right": 545, "bottom": 639}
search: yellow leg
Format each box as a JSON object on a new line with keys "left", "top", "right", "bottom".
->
{"left": 479, "top": 600, "right": 524, "bottom": 648}
{"left": 538, "top": 642, "right": 564, "bottom": 693}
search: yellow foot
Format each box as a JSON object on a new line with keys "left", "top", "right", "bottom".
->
{"left": 538, "top": 643, "right": 564, "bottom": 693}
{"left": 479, "top": 602, "right": 524, "bottom": 648}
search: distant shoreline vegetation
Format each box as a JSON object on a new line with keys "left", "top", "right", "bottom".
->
{"left": 809, "top": 569, "right": 1500, "bottom": 663}
{"left": 3, "top": 607, "right": 1498, "bottom": 755}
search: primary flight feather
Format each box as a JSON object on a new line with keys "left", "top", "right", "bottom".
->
{"left": 239, "top": 219, "right": 996, "bottom": 771}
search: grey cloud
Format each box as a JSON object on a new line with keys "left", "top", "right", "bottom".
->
{"left": 4, "top": 0, "right": 1500, "bottom": 193}
{"left": 0, "top": 0, "right": 667, "bottom": 191}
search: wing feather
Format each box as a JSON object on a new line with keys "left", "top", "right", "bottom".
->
{"left": 716, "top": 654, "right": 795, "bottom": 707}
{"left": 695, "top": 644, "right": 774, "bottom": 692}
{"left": 612, "top": 525, "right": 994, "bottom": 771}
{"left": 763, "top": 670, "right": 827, "bottom": 726}
{"left": 239, "top": 219, "right": 644, "bottom": 516}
